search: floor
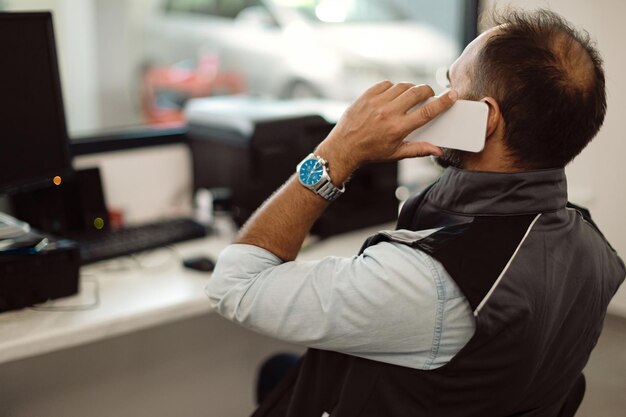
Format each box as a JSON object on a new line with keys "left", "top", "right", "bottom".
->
{"left": 578, "top": 314, "right": 626, "bottom": 417}
{"left": 1, "top": 313, "right": 624, "bottom": 416}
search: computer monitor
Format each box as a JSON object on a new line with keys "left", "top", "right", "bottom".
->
{"left": 0, "top": 12, "right": 73, "bottom": 195}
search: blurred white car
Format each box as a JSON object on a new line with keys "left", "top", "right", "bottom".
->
{"left": 142, "top": 0, "right": 457, "bottom": 100}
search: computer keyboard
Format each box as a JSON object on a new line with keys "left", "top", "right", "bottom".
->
{"left": 75, "top": 218, "right": 208, "bottom": 265}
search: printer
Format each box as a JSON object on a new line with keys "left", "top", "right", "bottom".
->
{"left": 185, "top": 96, "right": 399, "bottom": 238}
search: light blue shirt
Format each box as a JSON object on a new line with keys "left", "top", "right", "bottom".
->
{"left": 207, "top": 230, "right": 475, "bottom": 370}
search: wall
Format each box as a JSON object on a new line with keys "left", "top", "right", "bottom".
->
{"left": 73, "top": 144, "right": 194, "bottom": 225}
{"left": 482, "top": 0, "right": 626, "bottom": 316}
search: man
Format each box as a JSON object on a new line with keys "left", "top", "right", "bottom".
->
{"left": 207, "top": 9, "right": 625, "bottom": 417}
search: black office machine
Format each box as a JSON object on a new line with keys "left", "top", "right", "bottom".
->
{"left": 185, "top": 96, "right": 399, "bottom": 238}
{"left": 0, "top": 235, "right": 80, "bottom": 313}
{"left": 11, "top": 167, "right": 207, "bottom": 265}
{"left": 0, "top": 12, "right": 80, "bottom": 310}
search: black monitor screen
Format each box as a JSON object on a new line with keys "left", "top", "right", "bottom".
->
{"left": 0, "top": 12, "right": 72, "bottom": 194}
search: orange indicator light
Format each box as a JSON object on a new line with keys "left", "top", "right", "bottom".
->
{"left": 53, "top": 176, "right": 62, "bottom": 186}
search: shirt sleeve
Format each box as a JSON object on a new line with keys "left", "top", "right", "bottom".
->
{"left": 206, "top": 241, "right": 456, "bottom": 358}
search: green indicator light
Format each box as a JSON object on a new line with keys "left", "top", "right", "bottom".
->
{"left": 93, "top": 217, "right": 105, "bottom": 230}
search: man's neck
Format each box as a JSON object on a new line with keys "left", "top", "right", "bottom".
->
{"left": 461, "top": 135, "right": 523, "bottom": 173}
{"left": 462, "top": 157, "right": 522, "bottom": 173}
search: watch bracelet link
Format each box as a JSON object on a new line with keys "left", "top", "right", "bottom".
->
{"left": 315, "top": 178, "right": 345, "bottom": 201}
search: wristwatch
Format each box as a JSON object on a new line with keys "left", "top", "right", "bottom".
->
{"left": 296, "top": 153, "right": 345, "bottom": 202}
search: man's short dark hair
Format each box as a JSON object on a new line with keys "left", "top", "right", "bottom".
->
{"left": 470, "top": 9, "right": 606, "bottom": 169}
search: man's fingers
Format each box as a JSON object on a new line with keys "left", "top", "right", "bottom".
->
{"left": 338, "top": 83, "right": 455, "bottom": 164}
{"left": 394, "top": 141, "right": 443, "bottom": 160}
{"left": 392, "top": 84, "right": 435, "bottom": 112}
{"left": 379, "top": 82, "right": 416, "bottom": 101}
{"left": 407, "top": 90, "right": 459, "bottom": 128}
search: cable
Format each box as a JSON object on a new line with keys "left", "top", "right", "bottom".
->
{"left": 26, "top": 247, "right": 179, "bottom": 312}
{"left": 84, "top": 246, "right": 180, "bottom": 275}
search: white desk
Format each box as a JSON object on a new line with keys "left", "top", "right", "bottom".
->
{"left": 0, "top": 223, "right": 388, "bottom": 365}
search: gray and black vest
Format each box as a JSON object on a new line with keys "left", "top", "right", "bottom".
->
{"left": 253, "top": 167, "right": 625, "bottom": 417}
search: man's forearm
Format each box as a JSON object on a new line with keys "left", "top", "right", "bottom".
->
{"left": 234, "top": 177, "right": 329, "bottom": 262}
{"left": 234, "top": 147, "right": 357, "bottom": 261}
{"left": 233, "top": 82, "right": 456, "bottom": 261}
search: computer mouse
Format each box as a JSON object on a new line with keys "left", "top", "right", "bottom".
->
{"left": 182, "top": 255, "right": 216, "bottom": 272}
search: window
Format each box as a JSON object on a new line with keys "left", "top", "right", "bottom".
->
{"left": 275, "top": 0, "right": 407, "bottom": 23}
{"left": 0, "top": 0, "right": 475, "bottom": 140}
{"left": 166, "top": 0, "right": 217, "bottom": 14}
{"left": 217, "top": 0, "right": 263, "bottom": 19}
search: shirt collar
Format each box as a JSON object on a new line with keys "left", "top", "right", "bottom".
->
{"left": 427, "top": 167, "right": 568, "bottom": 216}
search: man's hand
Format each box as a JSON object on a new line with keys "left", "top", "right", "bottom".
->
{"left": 234, "top": 82, "right": 457, "bottom": 261}
{"left": 315, "top": 82, "right": 458, "bottom": 184}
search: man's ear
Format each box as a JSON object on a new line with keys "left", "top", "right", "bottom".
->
{"left": 481, "top": 97, "right": 501, "bottom": 139}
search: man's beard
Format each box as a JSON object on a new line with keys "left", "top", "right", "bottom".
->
{"left": 434, "top": 148, "right": 467, "bottom": 169}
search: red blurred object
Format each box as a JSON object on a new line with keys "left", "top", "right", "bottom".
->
{"left": 141, "top": 53, "right": 246, "bottom": 125}
{"left": 108, "top": 208, "right": 125, "bottom": 230}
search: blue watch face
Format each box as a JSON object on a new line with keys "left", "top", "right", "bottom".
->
{"left": 299, "top": 159, "right": 324, "bottom": 186}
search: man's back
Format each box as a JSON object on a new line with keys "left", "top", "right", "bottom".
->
{"left": 251, "top": 168, "right": 625, "bottom": 417}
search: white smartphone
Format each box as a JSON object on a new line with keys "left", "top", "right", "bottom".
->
{"left": 404, "top": 98, "right": 489, "bottom": 153}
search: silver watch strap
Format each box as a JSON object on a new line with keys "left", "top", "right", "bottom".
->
{"left": 315, "top": 178, "right": 345, "bottom": 201}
